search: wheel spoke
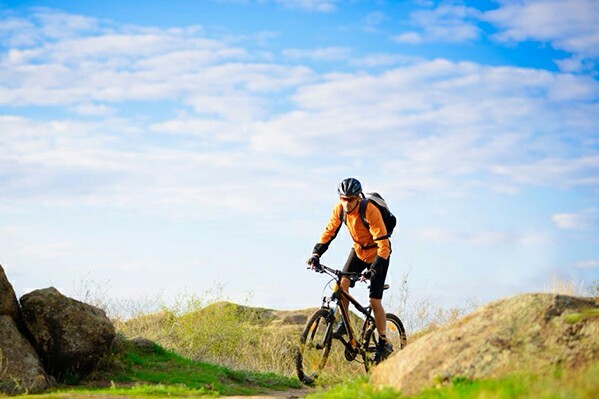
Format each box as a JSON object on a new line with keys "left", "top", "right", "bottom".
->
{"left": 296, "top": 308, "right": 333, "bottom": 385}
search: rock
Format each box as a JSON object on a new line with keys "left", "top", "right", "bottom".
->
{"left": 20, "top": 287, "right": 115, "bottom": 378}
{"left": 370, "top": 293, "right": 599, "bottom": 395}
{"left": 0, "top": 315, "right": 51, "bottom": 394}
{"left": 0, "top": 264, "right": 21, "bottom": 323}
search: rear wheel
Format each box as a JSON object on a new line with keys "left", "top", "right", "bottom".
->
{"left": 363, "top": 313, "right": 406, "bottom": 371}
{"left": 295, "top": 308, "right": 334, "bottom": 385}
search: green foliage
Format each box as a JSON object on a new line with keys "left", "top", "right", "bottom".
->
{"left": 305, "top": 376, "right": 400, "bottom": 399}
{"left": 15, "top": 338, "right": 301, "bottom": 399}
{"left": 564, "top": 307, "right": 599, "bottom": 324}
{"left": 113, "top": 339, "right": 300, "bottom": 393}
{"left": 307, "top": 363, "right": 599, "bottom": 399}
{"left": 117, "top": 292, "right": 307, "bottom": 377}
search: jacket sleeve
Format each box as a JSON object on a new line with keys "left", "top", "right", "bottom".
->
{"left": 364, "top": 202, "right": 391, "bottom": 259}
{"left": 313, "top": 203, "right": 343, "bottom": 256}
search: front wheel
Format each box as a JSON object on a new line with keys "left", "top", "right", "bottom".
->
{"left": 295, "top": 307, "right": 334, "bottom": 385}
{"left": 363, "top": 313, "right": 407, "bottom": 371}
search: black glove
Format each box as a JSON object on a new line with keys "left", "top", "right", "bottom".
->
{"left": 363, "top": 269, "right": 376, "bottom": 280}
{"left": 307, "top": 254, "right": 320, "bottom": 267}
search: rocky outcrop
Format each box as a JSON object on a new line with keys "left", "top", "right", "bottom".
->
{"left": 0, "top": 265, "right": 48, "bottom": 394}
{"left": 1, "top": 265, "right": 117, "bottom": 393}
{"left": 0, "top": 315, "right": 51, "bottom": 394}
{"left": 371, "top": 293, "right": 599, "bottom": 395}
{"left": 20, "top": 287, "right": 116, "bottom": 378}
{"left": 0, "top": 265, "right": 21, "bottom": 323}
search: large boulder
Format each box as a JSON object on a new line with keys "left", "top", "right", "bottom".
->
{"left": 371, "top": 293, "right": 599, "bottom": 395}
{"left": 0, "top": 264, "right": 21, "bottom": 323}
{"left": 0, "top": 315, "right": 51, "bottom": 394}
{"left": 20, "top": 287, "right": 115, "bottom": 378}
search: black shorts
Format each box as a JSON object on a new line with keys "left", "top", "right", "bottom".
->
{"left": 342, "top": 249, "right": 389, "bottom": 299}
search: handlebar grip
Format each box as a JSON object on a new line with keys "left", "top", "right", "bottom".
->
{"left": 306, "top": 265, "right": 324, "bottom": 273}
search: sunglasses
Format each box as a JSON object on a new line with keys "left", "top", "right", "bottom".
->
{"left": 340, "top": 196, "right": 359, "bottom": 202}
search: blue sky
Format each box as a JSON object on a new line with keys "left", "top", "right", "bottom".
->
{"left": 1, "top": 0, "right": 598, "bottom": 320}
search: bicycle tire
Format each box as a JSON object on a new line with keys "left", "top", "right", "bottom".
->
{"left": 295, "top": 307, "right": 334, "bottom": 385}
{"left": 362, "top": 313, "right": 407, "bottom": 371}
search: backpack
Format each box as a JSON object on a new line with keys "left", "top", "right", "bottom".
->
{"left": 340, "top": 192, "right": 397, "bottom": 241}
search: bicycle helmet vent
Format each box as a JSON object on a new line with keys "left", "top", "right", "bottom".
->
{"left": 337, "top": 178, "right": 362, "bottom": 197}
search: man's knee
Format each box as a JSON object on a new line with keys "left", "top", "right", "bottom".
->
{"left": 341, "top": 277, "right": 351, "bottom": 291}
{"left": 370, "top": 297, "right": 382, "bottom": 308}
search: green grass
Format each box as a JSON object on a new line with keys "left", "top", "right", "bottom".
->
{"left": 305, "top": 363, "right": 599, "bottom": 399}
{"left": 563, "top": 307, "right": 599, "bottom": 324}
{"left": 305, "top": 376, "right": 400, "bottom": 399}
{"left": 12, "top": 339, "right": 302, "bottom": 398}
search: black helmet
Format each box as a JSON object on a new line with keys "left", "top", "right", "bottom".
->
{"left": 337, "top": 178, "right": 362, "bottom": 197}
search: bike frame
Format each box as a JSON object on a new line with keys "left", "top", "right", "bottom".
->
{"left": 317, "top": 264, "right": 375, "bottom": 354}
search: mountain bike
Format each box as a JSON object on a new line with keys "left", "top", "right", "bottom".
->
{"left": 295, "top": 263, "right": 407, "bottom": 385}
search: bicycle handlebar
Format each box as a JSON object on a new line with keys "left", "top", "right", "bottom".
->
{"left": 308, "top": 263, "right": 366, "bottom": 282}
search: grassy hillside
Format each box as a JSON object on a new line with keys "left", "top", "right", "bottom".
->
{"left": 116, "top": 300, "right": 370, "bottom": 383}
{"left": 11, "top": 337, "right": 302, "bottom": 398}
{"left": 14, "top": 339, "right": 598, "bottom": 399}
{"left": 116, "top": 300, "right": 313, "bottom": 376}
{"left": 13, "top": 288, "right": 595, "bottom": 399}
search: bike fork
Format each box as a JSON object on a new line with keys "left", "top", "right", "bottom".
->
{"left": 315, "top": 305, "right": 336, "bottom": 349}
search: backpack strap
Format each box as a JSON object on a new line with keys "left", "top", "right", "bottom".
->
{"left": 359, "top": 199, "right": 390, "bottom": 242}
{"left": 358, "top": 198, "right": 369, "bottom": 230}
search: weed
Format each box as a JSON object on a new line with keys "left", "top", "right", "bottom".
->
{"left": 546, "top": 275, "right": 589, "bottom": 297}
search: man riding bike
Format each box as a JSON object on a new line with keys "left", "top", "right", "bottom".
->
{"left": 307, "top": 177, "right": 393, "bottom": 363}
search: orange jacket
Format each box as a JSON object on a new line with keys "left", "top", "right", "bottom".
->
{"left": 318, "top": 201, "right": 391, "bottom": 263}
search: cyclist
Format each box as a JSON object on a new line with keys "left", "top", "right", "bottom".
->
{"left": 307, "top": 177, "right": 393, "bottom": 363}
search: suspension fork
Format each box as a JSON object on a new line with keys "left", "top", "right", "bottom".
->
{"left": 335, "top": 290, "right": 361, "bottom": 349}
{"left": 321, "top": 302, "right": 338, "bottom": 345}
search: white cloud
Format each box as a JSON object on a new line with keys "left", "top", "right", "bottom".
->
{"left": 492, "top": 155, "right": 599, "bottom": 189}
{"left": 483, "top": 0, "right": 599, "bottom": 71}
{"left": 350, "top": 53, "right": 424, "bottom": 68}
{"left": 394, "top": 0, "right": 599, "bottom": 72}
{"left": 1, "top": 5, "right": 598, "bottom": 313}
{"left": 0, "top": 226, "right": 20, "bottom": 236}
{"left": 552, "top": 208, "right": 599, "bottom": 230}
{"left": 150, "top": 116, "right": 235, "bottom": 137}
{"left": 572, "top": 259, "right": 599, "bottom": 269}
{"left": 274, "top": 0, "right": 338, "bottom": 13}
{"left": 70, "top": 103, "right": 116, "bottom": 116}
{"left": 485, "top": 0, "right": 599, "bottom": 54}
{"left": 32, "top": 7, "right": 99, "bottom": 39}
{"left": 282, "top": 47, "right": 351, "bottom": 61}
{"left": 0, "top": 16, "right": 39, "bottom": 46}
{"left": 394, "top": 4, "right": 481, "bottom": 44}
{"left": 19, "top": 241, "right": 75, "bottom": 259}
{"left": 250, "top": 60, "right": 599, "bottom": 194}
{"left": 0, "top": 11, "right": 314, "bottom": 107}
{"left": 393, "top": 32, "right": 423, "bottom": 45}
{"left": 185, "top": 93, "right": 267, "bottom": 121}
{"left": 413, "top": 228, "right": 549, "bottom": 246}
{"left": 1, "top": 8, "right": 598, "bottom": 220}
{"left": 215, "top": 0, "right": 338, "bottom": 12}
{"left": 362, "top": 11, "right": 388, "bottom": 32}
